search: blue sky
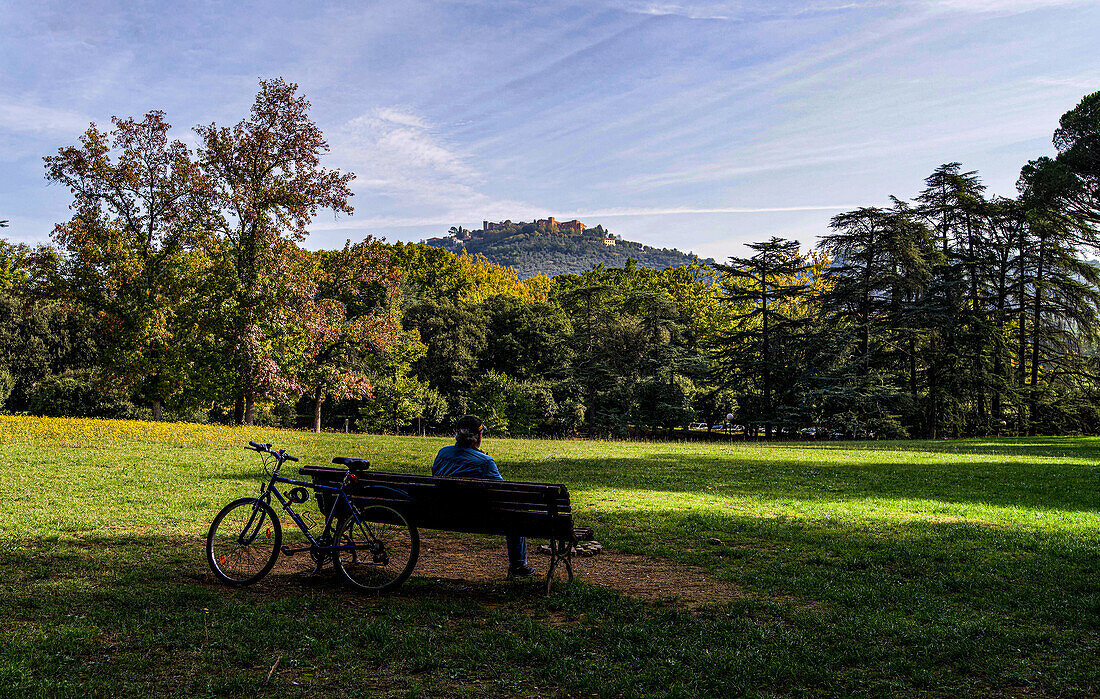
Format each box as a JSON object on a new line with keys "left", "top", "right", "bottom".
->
{"left": 2, "top": 0, "right": 1098, "bottom": 261}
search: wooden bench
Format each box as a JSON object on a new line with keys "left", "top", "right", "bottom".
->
{"left": 300, "top": 462, "right": 594, "bottom": 593}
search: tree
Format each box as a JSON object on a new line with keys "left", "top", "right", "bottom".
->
{"left": 478, "top": 295, "right": 571, "bottom": 382}
{"left": 816, "top": 200, "right": 938, "bottom": 434}
{"left": 43, "top": 111, "right": 209, "bottom": 420}
{"left": 713, "top": 237, "right": 810, "bottom": 437}
{"left": 357, "top": 328, "right": 430, "bottom": 433}
{"left": 390, "top": 243, "right": 551, "bottom": 307}
{"left": 916, "top": 164, "right": 993, "bottom": 434}
{"left": 1052, "top": 90, "right": 1100, "bottom": 227}
{"left": 468, "top": 370, "right": 557, "bottom": 436}
{"left": 983, "top": 197, "right": 1028, "bottom": 428}
{"left": 401, "top": 300, "right": 486, "bottom": 416}
{"left": 0, "top": 238, "right": 31, "bottom": 291}
{"left": 1016, "top": 156, "right": 1100, "bottom": 433}
{"left": 196, "top": 78, "right": 355, "bottom": 425}
{"left": 557, "top": 281, "right": 612, "bottom": 434}
{"left": 0, "top": 241, "right": 108, "bottom": 417}
{"left": 296, "top": 239, "right": 400, "bottom": 432}
{"left": 633, "top": 374, "right": 695, "bottom": 433}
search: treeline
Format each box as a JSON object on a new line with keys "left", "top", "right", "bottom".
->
{"left": 2, "top": 84, "right": 1100, "bottom": 439}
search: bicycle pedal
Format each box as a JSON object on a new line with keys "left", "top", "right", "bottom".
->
{"left": 281, "top": 546, "right": 294, "bottom": 556}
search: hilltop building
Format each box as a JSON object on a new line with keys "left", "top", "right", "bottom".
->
{"left": 482, "top": 217, "right": 586, "bottom": 233}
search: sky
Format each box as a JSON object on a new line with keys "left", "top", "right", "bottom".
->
{"left": 2, "top": 0, "right": 1098, "bottom": 261}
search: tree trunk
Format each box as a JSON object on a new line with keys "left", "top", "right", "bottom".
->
{"left": 244, "top": 390, "right": 256, "bottom": 426}
{"left": 152, "top": 398, "right": 163, "bottom": 422}
{"left": 313, "top": 387, "right": 324, "bottom": 433}
{"left": 927, "top": 339, "right": 939, "bottom": 440}
{"left": 909, "top": 335, "right": 918, "bottom": 402}
{"left": 992, "top": 277, "right": 1007, "bottom": 428}
{"left": 234, "top": 394, "right": 244, "bottom": 426}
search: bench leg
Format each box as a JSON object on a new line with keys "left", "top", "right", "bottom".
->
{"left": 545, "top": 539, "right": 574, "bottom": 595}
{"left": 545, "top": 539, "right": 558, "bottom": 594}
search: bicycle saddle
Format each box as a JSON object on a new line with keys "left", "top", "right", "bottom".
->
{"left": 332, "top": 457, "right": 370, "bottom": 473}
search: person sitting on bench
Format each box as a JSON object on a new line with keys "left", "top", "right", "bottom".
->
{"left": 432, "top": 415, "right": 535, "bottom": 578}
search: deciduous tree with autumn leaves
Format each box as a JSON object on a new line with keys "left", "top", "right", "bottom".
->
{"left": 44, "top": 79, "right": 398, "bottom": 427}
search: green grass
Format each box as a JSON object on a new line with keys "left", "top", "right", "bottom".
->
{"left": 2, "top": 416, "right": 1098, "bottom": 697}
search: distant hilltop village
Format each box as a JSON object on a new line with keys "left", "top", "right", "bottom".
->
{"left": 488, "top": 217, "right": 588, "bottom": 234}
{"left": 419, "top": 216, "right": 710, "bottom": 279}
{"left": 426, "top": 217, "right": 620, "bottom": 248}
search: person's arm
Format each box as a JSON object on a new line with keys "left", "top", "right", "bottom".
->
{"left": 482, "top": 453, "right": 503, "bottom": 480}
{"left": 431, "top": 448, "right": 447, "bottom": 477}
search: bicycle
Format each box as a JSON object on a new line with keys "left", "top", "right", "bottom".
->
{"left": 206, "top": 441, "right": 419, "bottom": 593}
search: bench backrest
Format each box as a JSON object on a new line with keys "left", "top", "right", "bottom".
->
{"left": 300, "top": 465, "right": 575, "bottom": 540}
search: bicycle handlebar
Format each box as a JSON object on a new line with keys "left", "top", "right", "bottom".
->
{"left": 246, "top": 441, "right": 299, "bottom": 462}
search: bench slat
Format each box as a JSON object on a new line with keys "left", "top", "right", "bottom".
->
{"left": 300, "top": 465, "right": 569, "bottom": 494}
{"left": 301, "top": 467, "right": 571, "bottom": 507}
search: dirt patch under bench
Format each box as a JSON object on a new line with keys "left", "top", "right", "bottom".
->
{"left": 198, "top": 530, "right": 747, "bottom": 608}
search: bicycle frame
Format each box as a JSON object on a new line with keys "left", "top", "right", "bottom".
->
{"left": 257, "top": 454, "right": 364, "bottom": 556}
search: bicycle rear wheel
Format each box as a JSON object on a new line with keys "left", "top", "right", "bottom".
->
{"left": 334, "top": 505, "right": 419, "bottom": 593}
{"left": 207, "top": 497, "right": 282, "bottom": 585}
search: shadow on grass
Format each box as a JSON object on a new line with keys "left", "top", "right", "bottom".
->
{"left": 2, "top": 512, "right": 1099, "bottom": 697}
{"left": 581, "top": 505, "right": 1100, "bottom": 623}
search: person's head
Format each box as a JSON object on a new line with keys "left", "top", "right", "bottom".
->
{"left": 454, "top": 415, "right": 485, "bottom": 448}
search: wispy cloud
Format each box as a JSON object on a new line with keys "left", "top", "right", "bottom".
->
{"left": 332, "top": 106, "right": 478, "bottom": 207}
{"left": 3, "top": 0, "right": 1099, "bottom": 254}
{"left": 1029, "top": 73, "right": 1100, "bottom": 91}
{"left": 603, "top": 0, "right": 1087, "bottom": 20}
{"left": 329, "top": 106, "right": 536, "bottom": 224}
{"left": 309, "top": 203, "right": 855, "bottom": 231}
{"left": 599, "top": 1, "right": 888, "bottom": 20}
{"left": 336, "top": 106, "right": 473, "bottom": 182}
{"left": 0, "top": 99, "right": 90, "bottom": 136}
{"left": 931, "top": 0, "right": 1085, "bottom": 13}
{"left": 568, "top": 204, "right": 856, "bottom": 217}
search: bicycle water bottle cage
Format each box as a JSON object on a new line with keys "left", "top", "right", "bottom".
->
{"left": 332, "top": 457, "right": 370, "bottom": 475}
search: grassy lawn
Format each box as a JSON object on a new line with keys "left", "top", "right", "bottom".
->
{"left": 1, "top": 416, "right": 1098, "bottom": 697}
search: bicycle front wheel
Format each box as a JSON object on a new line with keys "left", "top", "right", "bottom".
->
{"left": 334, "top": 505, "right": 419, "bottom": 593}
{"left": 207, "top": 497, "right": 282, "bottom": 585}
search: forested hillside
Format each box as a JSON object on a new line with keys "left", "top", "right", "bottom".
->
{"left": 422, "top": 221, "right": 710, "bottom": 278}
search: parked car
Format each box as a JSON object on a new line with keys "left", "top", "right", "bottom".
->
{"left": 688, "top": 422, "right": 708, "bottom": 430}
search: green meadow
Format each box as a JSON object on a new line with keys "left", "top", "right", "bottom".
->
{"left": 1, "top": 416, "right": 1098, "bottom": 697}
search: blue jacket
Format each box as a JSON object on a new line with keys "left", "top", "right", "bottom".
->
{"left": 431, "top": 445, "right": 503, "bottom": 480}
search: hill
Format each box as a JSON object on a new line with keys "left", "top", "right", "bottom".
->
{"left": 421, "top": 218, "right": 712, "bottom": 278}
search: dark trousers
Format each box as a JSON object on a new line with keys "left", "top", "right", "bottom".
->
{"left": 507, "top": 535, "right": 527, "bottom": 566}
